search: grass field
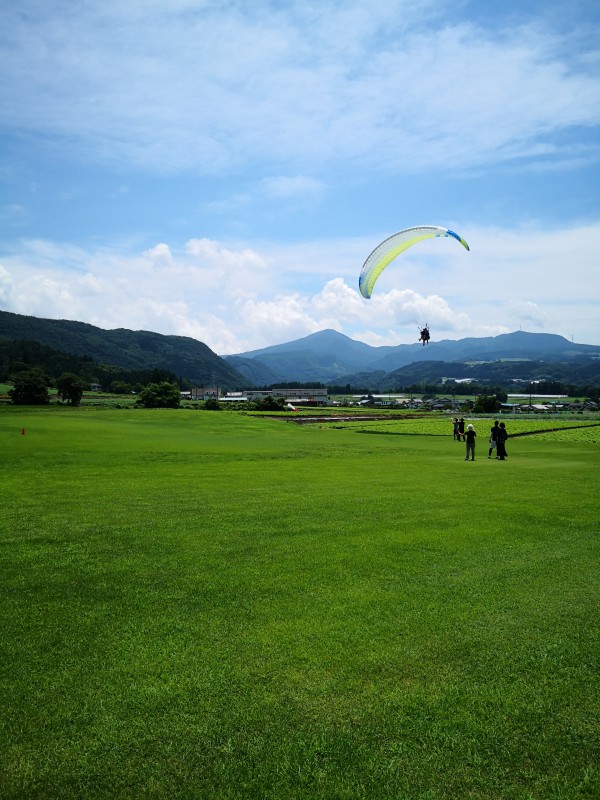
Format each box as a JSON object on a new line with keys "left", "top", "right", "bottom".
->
{"left": 1, "top": 407, "right": 598, "bottom": 799}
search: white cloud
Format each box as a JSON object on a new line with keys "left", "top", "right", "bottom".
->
{"left": 237, "top": 295, "right": 322, "bottom": 347}
{"left": 143, "top": 243, "right": 173, "bottom": 266}
{"left": 1, "top": 2, "right": 598, "bottom": 175}
{"left": 312, "top": 278, "right": 366, "bottom": 320}
{"left": 507, "top": 300, "right": 549, "bottom": 329}
{"left": 0, "top": 265, "right": 14, "bottom": 305}
{"left": 14, "top": 275, "right": 79, "bottom": 320}
{"left": 0, "top": 219, "right": 598, "bottom": 353}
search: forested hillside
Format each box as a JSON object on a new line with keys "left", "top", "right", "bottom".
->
{"left": 0, "top": 311, "right": 247, "bottom": 389}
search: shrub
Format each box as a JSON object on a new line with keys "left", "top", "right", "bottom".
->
{"left": 135, "top": 382, "right": 181, "bottom": 408}
{"left": 8, "top": 368, "right": 51, "bottom": 405}
{"left": 56, "top": 372, "right": 88, "bottom": 405}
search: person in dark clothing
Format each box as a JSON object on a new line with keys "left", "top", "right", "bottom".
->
{"left": 488, "top": 420, "right": 500, "bottom": 458}
{"left": 452, "top": 418, "right": 459, "bottom": 440}
{"left": 464, "top": 424, "right": 476, "bottom": 460}
{"left": 457, "top": 418, "right": 465, "bottom": 441}
{"left": 496, "top": 422, "right": 508, "bottom": 460}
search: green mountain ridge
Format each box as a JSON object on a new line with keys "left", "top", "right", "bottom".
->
{"left": 2, "top": 311, "right": 599, "bottom": 391}
{"left": 0, "top": 311, "right": 247, "bottom": 389}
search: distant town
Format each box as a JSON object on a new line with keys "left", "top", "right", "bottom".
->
{"left": 177, "top": 386, "right": 597, "bottom": 413}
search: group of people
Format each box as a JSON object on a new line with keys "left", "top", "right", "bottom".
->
{"left": 452, "top": 418, "right": 465, "bottom": 440}
{"left": 453, "top": 418, "right": 508, "bottom": 462}
{"left": 488, "top": 420, "right": 508, "bottom": 460}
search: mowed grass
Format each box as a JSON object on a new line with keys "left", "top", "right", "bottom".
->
{"left": 1, "top": 408, "right": 598, "bottom": 799}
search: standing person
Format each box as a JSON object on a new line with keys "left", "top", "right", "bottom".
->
{"left": 464, "top": 424, "right": 476, "bottom": 461}
{"left": 452, "top": 418, "right": 459, "bottom": 440}
{"left": 488, "top": 420, "right": 500, "bottom": 458}
{"left": 496, "top": 422, "right": 508, "bottom": 460}
{"left": 458, "top": 418, "right": 465, "bottom": 441}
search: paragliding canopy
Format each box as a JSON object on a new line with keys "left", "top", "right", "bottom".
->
{"left": 359, "top": 226, "right": 470, "bottom": 299}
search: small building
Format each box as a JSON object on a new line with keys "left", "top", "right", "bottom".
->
{"left": 220, "top": 393, "right": 248, "bottom": 403}
{"left": 246, "top": 389, "right": 274, "bottom": 402}
{"left": 188, "top": 386, "right": 220, "bottom": 401}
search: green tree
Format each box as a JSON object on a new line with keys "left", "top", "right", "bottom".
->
{"left": 473, "top": 395, "right": 501, "bottom": 413}
{"left": 204, "top": 397, "right": 221, "bottom": 410}
{"left": 489, "top": 387, "right": 508, "bottom": 403}
{"left": 56, "top": 372, "right": 88, "bottom": 405}
{"left": 110, "top": 380, "right": 132, "bottom": 394}
{"left": 136, "top": 382, "right": 181, "bottom": 408}
{"left": 9, "top": 368, "right": 51, "bottom": 405}
{"left": 253, "top": 396, "right": 285, "bottom": 411}
{"left": 7, "top": 361, "right": 30, "bottom": 377}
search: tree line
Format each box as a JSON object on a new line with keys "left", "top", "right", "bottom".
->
{"left": 1, "top": 339, "right": 184, "bottom": 404}
{"left": 4, "top": 339, "right": 599, "bottom": 408}
{"left": 6, "top": 368, "right": 185, "bottom": 408}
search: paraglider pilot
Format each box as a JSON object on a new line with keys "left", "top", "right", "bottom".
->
{"left": 419, "top": 325, "right": 430, "bottom": 346}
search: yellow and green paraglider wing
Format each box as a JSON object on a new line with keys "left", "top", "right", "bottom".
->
{"left": 359, "top": 225, "right": 470, "bottom": 299}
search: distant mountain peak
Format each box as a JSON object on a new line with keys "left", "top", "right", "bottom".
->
{"left": 227, "top": 328, "right": 600, "bottom": 386}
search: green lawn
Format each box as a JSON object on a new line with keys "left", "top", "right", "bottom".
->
{"left": 1, "top": 407, "right": 598, "bottom": 799}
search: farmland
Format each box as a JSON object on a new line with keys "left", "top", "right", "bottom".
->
{"left": 311, "top": 414, "right": 600, "bottom": 441}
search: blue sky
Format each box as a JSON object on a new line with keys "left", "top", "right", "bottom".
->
{"left": 1, "top": 0, "right": 599, "bottom": 353}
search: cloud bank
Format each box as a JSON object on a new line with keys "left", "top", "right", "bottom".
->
{"left": 1, "top": 221, "right": 598, "bottom": 352}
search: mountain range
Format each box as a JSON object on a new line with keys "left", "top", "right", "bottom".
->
{"left": 1, "top": 310, "right": 599, "bottom": 389}
{"left": 226, "top": 329, "right": 600, "bottom": 388}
